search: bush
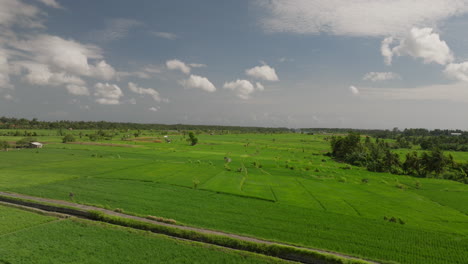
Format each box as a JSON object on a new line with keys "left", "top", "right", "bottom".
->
{"left": 62, "top": 134, "right": 76, "bottom": 143}
{"left": 0, "top": 140, "right": 9, "bottom": 150}
{"left": 15, "top": 137, "right": 37, "bottom": 148}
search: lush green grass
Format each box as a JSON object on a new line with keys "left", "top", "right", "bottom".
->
{"left": 0, "top": 204, "right": 55, "bottom": 235}
{"left": 1, "top": 132, "right": 467, "bottom": 264}
{"left": 0, "top": 205, "right": 290, "bottom": 264}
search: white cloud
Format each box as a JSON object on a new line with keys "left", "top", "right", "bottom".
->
{"left": 0, "top": 0, "right": 120, "bottom": 97}
{"left": 255, "top": 0, "right": 468, "bottom": 37}
{"left": 0, "top": 0, "right": 42, "bottom": 28}
{"left": 94, "top": 82, "right": 123, "bottom": 105}
{"left": 15, "top": 35, "right": 106, "bottom": 76}
{"left": 444, "top": 62, "right": 468, "bottom": 81}
{"left": 151, "top": 31, "right": 178, "bottom": 40}
{"left": 11, "top": 35, "right": 117, "bottom": 84}
{"left": 381, "top": 37, "right": 394, "bottom": 65}
{"left": 128, "top": 82, "right": 167, "bottom": 102}
{"left": 245, "top": 64, "right": 279, "bottom": 81}
{"left": 358, "top": 82, "right": 468, "bottom": 103}
{"left": 349, "top": 85, "right": 359, "bottom": 95}
{"left": 66, "top": 84, "right": 89, "bottom": 96}
{"left": 180, "top": 74, "right": 216, "bottom": 92}
{"left": 363, "top": 72, "right": 401, "bottom": 82}
{"left": 91, "top": 60, "right": 116, "bottom": 80}
{"left": 35, "top": 0, "right": 62, "bottom": 9}
{"left": 255, "top": 82, "right": 265, "bottom": 91}
{"left": 189, "top": 63, "right": 206, "bottom": 68}
{"left": 148, "top": 106, "right": 159, "bottom": 112}
{"left": 381, "top": 27, "right": 453, "bottom": 65}
{"left": 13, "top": 61, "right": 85, "bottom": 87}
{"left": 223, "top": 79, "right": 256, "bottom": 99}
{"left": 166, "top": 59, "right": 190, "bottom": 74}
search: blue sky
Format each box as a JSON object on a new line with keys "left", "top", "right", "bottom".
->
{"left": 2, "top": 0, "right": 468, "bottom": 129}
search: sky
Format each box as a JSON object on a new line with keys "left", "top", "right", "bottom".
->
{"left": 1, "top": 0, "right": 468, "bottom": 129}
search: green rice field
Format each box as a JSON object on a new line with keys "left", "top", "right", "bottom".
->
{"left": 0, "top": 131, "right": 467, "bottom": 263}
{"left": 0, "top": 205, "right": 289, "bottom": 264}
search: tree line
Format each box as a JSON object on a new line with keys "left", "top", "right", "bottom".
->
{"left": 330, "top": 133, "right": 467, "bottom": 184}
{"left": 0, "top": 116, "right": 290, "bottom": 134}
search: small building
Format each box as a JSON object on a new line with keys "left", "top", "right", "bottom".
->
{"left": 451, "top": 133, "right": 462, "bottom": 136}
{"left": 29, "top": 142, "right": 43, "bottom": 148}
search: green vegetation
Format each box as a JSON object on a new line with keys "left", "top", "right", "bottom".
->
{"left": 0, "top": 127, "right": 467, "bottom": 264}
{"left": 0, "top": 205, "right": 293, "bottom": 264}
{"left": 330, "top": 133, "right": 467, "bottom": 183}
{"left": 187, "top": 131, "right": 198, "bottom": 146}
{"left": 62, "top": 134, "right": 76, "bottom": 143}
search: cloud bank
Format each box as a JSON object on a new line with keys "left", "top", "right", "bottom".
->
{"left": 255, "top": 0, "right": 468, "bottom": 37}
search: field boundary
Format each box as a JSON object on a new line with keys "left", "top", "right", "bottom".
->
{"left": 0, "top": 191, "right": 381, "bottom": 264}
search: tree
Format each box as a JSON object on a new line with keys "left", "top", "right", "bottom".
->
{"left": 187, "top": 132, "right": 198, "bottom": 146}
{"left": 403, "top": 151, "right": 422, "bottom": 176}
{"left": 0, "top": 140, "right": 9, "bottom": 150}
{"left": 62, "top": 134, "right": 76, "bottom": 143}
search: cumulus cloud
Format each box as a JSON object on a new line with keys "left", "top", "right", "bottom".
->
{"left": 148, "top": 106, "right": 159, "bottom": 112}
{"left": 128, "top": 82, "right": 167, "bottom": 102}
{"left": 180, "top": 74, "right": 216, "bottom": 92}
{"left": 151, "top": 31, "right": 178, "bottom": 40}
{"left": 91, "top": 60, "right": 116, "bottom": 80}
{"left": 94, "top": 82, "right": 123, "bottom": 105}
{"left": 255, "top": 82, "right": 265, "bottom": 91}
{"left": 363, "top": 72, "right": 401, "bottom": 82}
{"left": 166, "top": 59, "right": 190, "bottom": 74}
{"left": 245, "top": 64, "right": 279, "bottom": 81}
{"left": 381, "top": 27, "right": 453, "bottom": 65}
{"left": 444, "top": 62, "right": 468, "bottom": 82}
{"left": 13, "top": 61, "right": 85, "bottom": 86}
{"left": 224, "top": 79, "right": 258, "bottom": 99}
{"left": 255, "top": 0, "right": 468, "bottom": 37}
{"left": 381, "top": 37, "right": 395, "bottom": 65}
{"left": 10, "top": 34, "right": 116, "bottom": 82}
{"left": 349, "top": 85, "right": 359, "bottom": 95}
{"left": 0, "top": 0, "right": 121, "bottom": 98}
{"left": 66, "top": 84, "right": 89, "bottom": 96}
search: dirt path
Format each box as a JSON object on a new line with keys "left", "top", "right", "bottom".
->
{"left": 0, "top": 191, "right": 379, "bottom": 264}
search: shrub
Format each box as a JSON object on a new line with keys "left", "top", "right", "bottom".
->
{"left": 0, "top": 140, "right": 10, "bottom": 150}
{"left": 15, "top": 137, "right": 37, "bottom": 148}
{"left": 62, "top": 134, "right": 76, "bottom": 143}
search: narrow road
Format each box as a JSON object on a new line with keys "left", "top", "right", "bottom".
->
{"left": 0, "top": 191, "right": 379, "bottom": 264}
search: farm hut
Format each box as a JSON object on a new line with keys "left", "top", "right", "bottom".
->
{"left": 29, "top": 142, "right": 43, "bottom": 148}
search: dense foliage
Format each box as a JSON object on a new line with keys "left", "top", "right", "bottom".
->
{"left": 330, "top": 133, "right": 467, "bottom": 183}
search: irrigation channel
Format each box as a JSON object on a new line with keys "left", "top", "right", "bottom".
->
{"left": 0, "top": 191, "right": 379, "bottom": 264}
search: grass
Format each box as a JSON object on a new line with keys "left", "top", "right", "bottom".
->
{"left": 0, "top": 205, "right": 292, "bottom": 264}
{"left": 0, "top": 131, "right": 467, "bottom": 263}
